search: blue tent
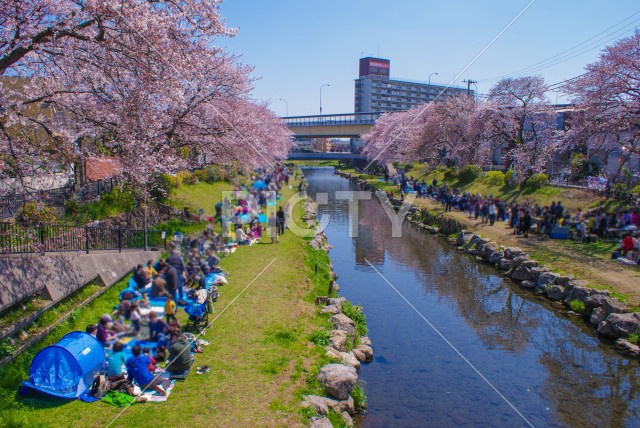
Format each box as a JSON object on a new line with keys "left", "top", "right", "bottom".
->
{"left": 22, "top": 331, "right": 106, "bottom": 399}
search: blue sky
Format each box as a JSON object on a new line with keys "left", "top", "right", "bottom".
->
{"left": 218, "top": 0, "right": 640, "bottom": 116}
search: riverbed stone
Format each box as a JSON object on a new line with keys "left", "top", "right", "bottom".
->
{"left": 590, "top": 307, "right": 608, "bottom": 325}
{"left": 465, "top": 234, "right": 480, "bottom": 250}
{"left": 528, "top": 266, "right": 549, "bottom": 281}
{"left": 302, "top": 395, "right": 329, "bottom": 415}
{"left": 457, "top": 230, "right": 474, "bottom": 246}
{"left": 498, "top": 258, "right": 512, "bottom": 270}
{"left": 521, "top": 260, "right": 539, "bottom": 268}
{"left": 341, "top": 411, "right": 354, "bottom": 427}
{"left": 520, "top": 280, "right": 536, "bottom": 289}
{"left": 330, "top": 330, "right": 348, "bottom": 351}
{"left": 556, "top": 275, "right": 574, "bottom": 287}
{"left": 546, "top": 284, "right": 565, "bottom": 301}
{"left": 315, "top": 296, "right": 329, "bottom": 305}
{"left": 504, "top": 247, "right": 525, "bottom": 259}
{"left": 467, "top": 249, "right": 479, "bottom": 256}
{"left": 354, "top": 344, "right": 373, "bottom": 363}
{"left": 616, "top": 338, "right": 640, "bottom": 355}
{"left": 585, "top": 294, "right": 609, "bottom": 311}
{"left": 511, "top": 265, "right": 532, "bottom": 281}
{"left": 359, "top": 336, "right": 372, "bottom": 346}
{"left": 487, "top": 250, "right": 503, "bottom": 264}
{"left": 321, "top": 305, "right": 341, "bottom": 315}
{"left": 310, "top": 416, "right": 333, "bottom": 428}
{"left": 537, "top": 272, "right": 560, "bottom": 288}
{"left": 597, "top": 320, "right": 616, "bottom": 337}
{"left": 510, "top": 255, "right": 530, "bottom": 269}
{"left": 607, "top": 312, "right": 640, "bottom": 337}
{"left": 563, "top": 286, "right": 592, "bottom": 304}
{"left": 602, "top": 298, "right": 630, "bottom": 315}
{"left": 476, "top": 238, "right": 491, "bottom": 255}
{"left": 331, "top": 313, "right": 356, "bottom": 335}
{"left": 318, "top": 364, "right": 358, "bottom": 400}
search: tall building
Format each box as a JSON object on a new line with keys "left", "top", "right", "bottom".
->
{"left": 354, "top": 57, "right": 473, "bottom": 113}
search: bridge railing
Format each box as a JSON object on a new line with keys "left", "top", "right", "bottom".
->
{"left": 284, "top": 112, "right": 381, "bottom": 127}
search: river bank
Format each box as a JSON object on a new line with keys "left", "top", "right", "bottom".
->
{"left": 335, "top": 168, "right": 640, "bottom": 359}
{"left": 0, "top": 173, "right": 361, "bottom": 427}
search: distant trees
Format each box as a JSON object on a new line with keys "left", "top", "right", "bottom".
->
{"left": 363, "top": 31, "right": 640, "bottom": 183}
{"left": 0, "top": 0, "right": 292, "bottom": 189}
{"left": 564, "top": 30, "right": 640, "bottom": 174}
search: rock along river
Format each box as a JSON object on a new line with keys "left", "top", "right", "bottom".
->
{"left": 302, "top": 167, "right": 640, "bottom": 428}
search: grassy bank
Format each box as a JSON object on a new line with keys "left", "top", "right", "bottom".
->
{"left": 336, "top": 164, "right": 640, "bottom": 306}
{"left": 0, "top": 174, "right": 345, "bottom": 427}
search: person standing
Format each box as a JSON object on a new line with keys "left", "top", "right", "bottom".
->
{"left": 268, "top": 212, "right": 278, "bottom": 244}
{"left": 276, "top": 206, "right": 285, "bottom": 236}
{"left": 522, "top": 210, "right": 532, "bottom": 238}
{"left": 166, "top": 249, "right": 186, "bottom": 302}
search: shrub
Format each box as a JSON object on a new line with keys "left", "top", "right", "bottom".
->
{"left": 569, "top": 300, "right": 585, "bottom": 314}
{"left": 504, "top": 169, "right": 514, "bottom": 187}
{"left": 100, "top": 187, "right": 136, "bottom": 213}
{"left": 15, "top": 202, "right": 59, "bottom": 226}
{"left": 443, "top": 167, "right": 458, "bottom": 181}
{"left": 632, "top": 184, "right": 640, "bottom": 197}
{"left": 193, "top": 169, "right": 207, "bottom": 183}
{"left": 458, "top": 165, "right": 483, "bottom": 184}
{"left": 483, "top": 170, "right": 505, "bottom": 186}
{"left": 342, "top": 301, "right": 367, "bottom": 336}
{"left": 309, "top": 330, "right": 331, "bottom": 347}
{"left": 351, "top": 384, "right": 367, "bottom": 411}
{"left": 177, "top": 171, "right": 198, "bottom": 185}
{"left": 571, "top": 153, "right": 587, "bottom": 178}
{"left": 525, "top": 173, "right": 548, "bottom": 190}
{"left": 626, "top": 332, "right": 639, "bottom": 345}
{"left": 149, "top": 173, "right": 180, "bottom": 202}
{"left": 203, "top": 165, "right": 225, "bottom": 183}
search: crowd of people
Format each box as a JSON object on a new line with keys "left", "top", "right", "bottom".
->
{"left": 381, "top": 169, "right": 640, "bottom": 264}
{"left": 81, "top": 166, "right": 294, "bottom": 400}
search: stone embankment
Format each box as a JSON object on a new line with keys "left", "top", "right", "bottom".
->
{"left": 301, "top": 198, "right": 373, "bottom": 428}
{"left": 336, "top": 168, "right": 640, "bottom": 359}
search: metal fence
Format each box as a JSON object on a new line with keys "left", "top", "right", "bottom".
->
{"left": 0, "top": 223, "right": 166, "bottom": 254}
{"left": 0, "top": 178, "right": 121, "bottom": 219}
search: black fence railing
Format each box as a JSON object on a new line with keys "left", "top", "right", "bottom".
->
{"left": 0, "top": 177, "right": 121, "bottom": 219}
{"left": 0, "top": 223, "right": 166, "bottom": 254}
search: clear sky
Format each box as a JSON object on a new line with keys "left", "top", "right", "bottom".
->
{"left": 217, "top": 0, "right": 640, "bottom": 117}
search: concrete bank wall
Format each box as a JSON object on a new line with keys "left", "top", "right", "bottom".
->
{"left": 0, "top": 250, "right": 161, "bottom": 313}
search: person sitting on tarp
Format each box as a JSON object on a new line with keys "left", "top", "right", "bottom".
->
{"left": 205, "top": 249, "right": 220, "bottom": 270}
{"left": 133, "top": 264, "right": 151, "bottom": 289}
{"left": 148, "top": 312, "right": 170, "bottom": 347}
{"left": 126, "top": 345, "right": 170, "bottom": 396}
{"left": 97, "top": 316, "right": 117, "bottom": 345}
{"left": 166, "top": 329, "right": 194, "bottom": 374}
{"left": 150, "top": 277, "right": 170, "bottom": 298}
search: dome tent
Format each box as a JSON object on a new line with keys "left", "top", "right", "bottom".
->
{"left": 22, "top": 331, "right": 106, "bottom": 399}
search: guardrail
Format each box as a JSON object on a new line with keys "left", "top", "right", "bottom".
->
{"left": 0, "top": 223, "right": 166, "bottom": 254}
{"left": 284, "top": 112, "right": 381, "bottom": 127}
{"left": 0, "top": 178, "right": 121, "bottom": 219}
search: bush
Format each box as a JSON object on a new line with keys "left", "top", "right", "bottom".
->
{"left": 177, "top": 171, "right": 198, "bottom": 185}
{"left": 351, "top": 384, "right": 367, "bottom": 411}
{"left": 443, "top": 167, "right": 458, "bottom": 181}
{"left": 15, "top": 202, "right": 59, "bottom": 226}
{"left": 569, "top": 300, "right": 586, "bottom": 314}
{"left": 149, "top": 173, "right": 180, "bottom": 202}
{"left": 504, "top": 170, "right": 514, "bottom": 187}
{"left": 525, "top": 173, "right": 548, "bottom": 190}
{"left": 100, "top": 187, "right": 136, "bottom": 213}
{"left": 342, "top": 302, "right": 367, "bottom": 337}
{"left": 203, "top": 165, "right": 225, "bottom": 183}
{"left": 571, "top": 153, "right": 587, "bottom": 178}
{"left": 483, "top": 170, "right": 505, "bottom": 186}
{"left": 193, "top": 169, "right": 207, "bottom": 183}
{"left": 309, "top": 330, "right": 330, "bottom": 347}
{"left": 458, "top": 165, "right": 483, "bottom": 184}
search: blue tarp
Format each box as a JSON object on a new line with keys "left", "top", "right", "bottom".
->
{"left": 22, "top": 332, "right": 106, "bottom": 399}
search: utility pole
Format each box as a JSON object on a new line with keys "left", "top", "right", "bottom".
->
{"left": 463, "top": 79, "right": 477, "bottom": 98}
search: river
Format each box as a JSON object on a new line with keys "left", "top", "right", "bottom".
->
{"left": 302, "top": 167, "right": 640, "bottom": 428}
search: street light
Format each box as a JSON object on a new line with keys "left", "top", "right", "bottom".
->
{"left": 320, "top": 84, "right": 330, "bottom": 115}
{"left": 428, "top": 72, "right": 438, "bottom": 85}
{"left": 279, "top": 98, "right": 288, "bottom": 116}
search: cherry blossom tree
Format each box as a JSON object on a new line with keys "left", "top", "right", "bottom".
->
{"left": 484, "top": 76, "right": 562, "bottom": 180}
{"left": 564, "top": 31, "right": 640, "bottom": 177}
{"left": 0, "top": 0, "right": 292, "bottom": 191}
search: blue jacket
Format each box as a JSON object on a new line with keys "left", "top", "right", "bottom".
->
{"left": 126, "top": 355, "right": 154, "bottom": 385}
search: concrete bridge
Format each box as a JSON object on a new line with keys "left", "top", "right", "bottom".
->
{"left": 287, "top": 152, "right": 364, "bottom": 160}
{"left": 283, "top": 112, "right": 380, "bottom": 138}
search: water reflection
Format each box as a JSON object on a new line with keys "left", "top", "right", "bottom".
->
{"left": 303, "top": 167, "right": 640, "bottom": 428}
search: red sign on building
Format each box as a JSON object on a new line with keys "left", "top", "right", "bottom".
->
{"left": 359, "top": 57, "right": 390, "bottom": 78}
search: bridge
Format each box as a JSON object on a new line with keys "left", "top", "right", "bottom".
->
{"left": 283, "top": 112, "right": 380, "bottom": 138}
{"left": 287, "top": 152, "right": 364, "bottom": 160}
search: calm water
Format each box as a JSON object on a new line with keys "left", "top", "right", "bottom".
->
{"left": 303, "top": 167, "right": 640, "bottom": 428}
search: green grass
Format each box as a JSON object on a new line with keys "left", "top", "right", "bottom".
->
{"left": 569, "top": 300, "right": 586, "bottom": 314}
{"left": 0, "top": 172, "right": 342, "bottom": 427}
{"left": 167, "top": 180, "right": 235, "bottom": 216}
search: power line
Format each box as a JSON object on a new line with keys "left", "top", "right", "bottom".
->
{"left": 478, "top": 10, "right": 640, "bottom": 83}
